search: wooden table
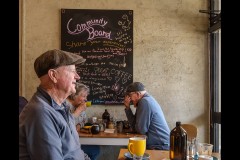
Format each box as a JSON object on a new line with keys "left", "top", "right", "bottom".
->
{"left": 117, "top": 148, "right": 221, "bottom": 160}
{"left": 78, "top": 130, "right": 139, "bottom": 145}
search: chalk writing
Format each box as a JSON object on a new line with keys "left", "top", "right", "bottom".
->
{"left": 61, "top": 9, "right": 133, "bottom": 104}
{"left": 67, "top": 18, "right": 112, "bottom": 41}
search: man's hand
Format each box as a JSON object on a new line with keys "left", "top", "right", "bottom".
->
{"left": 124, "top": 95, "right": 131, "bottom": 109}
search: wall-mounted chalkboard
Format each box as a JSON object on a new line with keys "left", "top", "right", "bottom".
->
{"left": 61, "top": 9, "right": 133, "bottom": 105}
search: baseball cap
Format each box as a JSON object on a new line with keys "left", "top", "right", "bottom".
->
{"left": 125, "top": 82, "right": 145, "bottom": 95}
{"left": 34, "top": 49, "right": 86, "bottom": 78}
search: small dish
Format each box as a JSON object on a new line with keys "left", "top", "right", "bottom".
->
{"left": 124, "top": 152, "right": 150, "bottom": 160}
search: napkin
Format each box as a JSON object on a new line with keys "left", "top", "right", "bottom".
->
{"left": 104, "top": 129, "right": 115, "bottom": 133}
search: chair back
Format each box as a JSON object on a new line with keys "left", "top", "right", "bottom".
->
{"left": 19, "top": 96, "right": 28, "bottom": 115}
{"left": 181, "top": 124, "right": 198, "bottom": 141}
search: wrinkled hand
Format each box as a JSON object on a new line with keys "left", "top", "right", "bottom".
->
{"left": 73, "top": 102, "right": 87, "bottom": 117}
{"left": 124, "top": 95, "right": 131, "bottom": 108}
{"left": 77, "top": 102, "right": 87, "bottom": 112}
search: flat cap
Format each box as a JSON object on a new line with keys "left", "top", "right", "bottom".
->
{"left": 125, "top": 82, "right": 145, "bottom": 95}
{"left": 34, "top": 49, "right": 86, "bottom": 78}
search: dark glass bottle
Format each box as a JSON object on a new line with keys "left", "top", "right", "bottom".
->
{"left": 102, "top": 109, "right": 110, "bottom": 128}
{"left": 170, "top": 121, "right": 188, "bottom": 160}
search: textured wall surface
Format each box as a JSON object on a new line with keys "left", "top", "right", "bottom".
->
{"left": 19, "top": 0, "right": 208, "bottom": 158}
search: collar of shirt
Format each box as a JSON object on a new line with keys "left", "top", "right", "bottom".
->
{"left": 37, "top": 86, "right": 70, "bottom": 111}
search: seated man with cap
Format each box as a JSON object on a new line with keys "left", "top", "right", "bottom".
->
{"left": 19, "top": 49, "right": 91, "bottom": 160}
{"left": 123, "top": 82, "right": 170, "bottom": 150}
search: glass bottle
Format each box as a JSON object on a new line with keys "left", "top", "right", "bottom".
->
{"left": 170, "top": 121, "right": 188, "bottom": 160}
{"left": 102, "top": 109, "right": 110, "bottom": 128}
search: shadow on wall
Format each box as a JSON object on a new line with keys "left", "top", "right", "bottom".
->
{"left": 187, "top": 112, "right": 209, "bottom": 142}
{"left": 192, "top": 112, "right": 207, "bottom": 127}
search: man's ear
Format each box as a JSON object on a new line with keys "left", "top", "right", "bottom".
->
{"left": 48, "top": 69, "right": 58, "bottom": 83}
{"left": 136, "top": 92, "right": 141, "bottom": 97}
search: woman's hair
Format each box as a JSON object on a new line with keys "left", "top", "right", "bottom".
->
{"left": 68, "top": 82, "right": 90, "bottom": 100}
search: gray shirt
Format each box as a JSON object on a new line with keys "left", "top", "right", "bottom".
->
{"left": 19, "top": 87, "right": 89, "bottom": 160}
{"left": 125, "top": 92, "right": 170, "bottom": 150}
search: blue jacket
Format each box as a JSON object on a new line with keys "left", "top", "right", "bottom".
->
{"left": 125, "top": 92, "right": 170, "bottom": 150}
{"left": 19, "top": 87, "right": 86, "bottom": 160}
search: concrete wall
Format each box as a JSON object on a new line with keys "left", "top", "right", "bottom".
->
{"left": 19, "top": 0, "right": 208, "bottom": 147}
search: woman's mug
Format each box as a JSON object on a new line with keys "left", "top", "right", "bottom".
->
{"left": 128, "top": 135, "right": 146, "bottom": 157}
{"left": 86, "top": 101, "right": 92, "bottom": 107}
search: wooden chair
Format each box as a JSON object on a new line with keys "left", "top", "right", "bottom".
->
{"left": 181, "top": 124, "right": 198, "bottom": 141}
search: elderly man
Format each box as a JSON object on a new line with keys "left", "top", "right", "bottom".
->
{"left": 19, "top": 49, "right": 90, "bottom": 160}
{"left": 123, "top": 82, "right": 170, "bottom": 150}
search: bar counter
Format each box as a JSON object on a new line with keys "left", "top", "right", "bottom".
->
{"left": 78, "top": 130, "right": 139, "bottom": 145}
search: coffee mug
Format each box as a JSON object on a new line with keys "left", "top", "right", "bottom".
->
{"left": 92, "top": 117, "right": 97, "bottom": 123}
{"left": 128, "top": 136, "right": 146, "bottom": 156}
{"left": 86, "top": 101, "right": 92, "bottom": 107}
